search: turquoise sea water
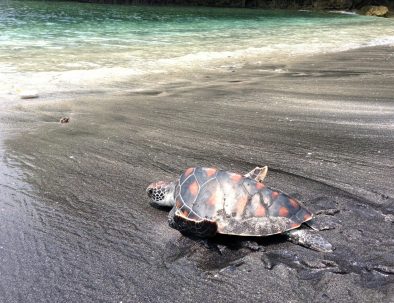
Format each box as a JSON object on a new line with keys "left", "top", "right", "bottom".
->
{"left": 1, "top": 0, "right": 394, "bottom": 100}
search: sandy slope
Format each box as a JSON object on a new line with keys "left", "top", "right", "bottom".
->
{"left": 0, "top": 46, "right": 393, "bottom": 302}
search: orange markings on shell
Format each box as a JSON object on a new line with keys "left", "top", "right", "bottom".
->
{"left": 205, "top": 168, "right": 217, "bottom": 177}
{"left": 189, "top": 181, "right": 199, "bottom": 196}
{"left": 289, "top": 198, "right": 299, "bottom": 208}
{"left": 290, "top": 222, "right": 300, "bottom": 229}
{"left": 255, "top": 206, "right": 266, "bottom": 217}
{"left": 207, "top": 192, "right": 217, "bottom": 206}
{"left": 236, "top": 195, "right": 249, "bottom": 217}
{"left": 271, "top": 191, "right": 279, "bottom": 199}
{"left": 256, "top": 182, "right": 265, "bottom": 190}
{"left": 182, "top": 209, "right": 190, "bottom": 217}
{"left": 231, "top": 174, "right": 242, "bottom": 183}
{"left": 279, "top": 207, "right": 289, "bottom": 217}
{"left": 304, "top": 213, "right": 312, "bottom": 221}
{"left": 176, "top": 199, "right": 182, "bottom": 208}
{"left": 184, "top": 167, "right": 194, "bottom": 177}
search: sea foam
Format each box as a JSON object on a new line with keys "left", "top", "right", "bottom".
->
{"left": 1, "top": 2, "right": 394, "bottom": 103}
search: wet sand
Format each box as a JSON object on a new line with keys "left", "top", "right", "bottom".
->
{"left": 1, "top": 46, "right": 394, "bottom": 302}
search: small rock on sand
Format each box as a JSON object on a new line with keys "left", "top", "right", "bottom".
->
{"left": 60, "top": 117, "right": 70, "bottom": 124}
{"left": 360, "top": 6, "right": 389, "bottom": 17}
{"left": 19, "top": 91, "right": 39, "bottom": 99}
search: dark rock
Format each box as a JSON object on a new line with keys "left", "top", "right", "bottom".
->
{"left": 313, "top": 0, "right": 353, "bottom": 10}
{"left": 60, "top": 117, "right": 70, "bottom": 124}
{"left": 240, "top": 240, "right": 262, "bottom": 251}
{"left": 359, "top": 5, "right": 389, "bottom": 16}
{"left": 74, "top": 0, "right": 382, "bottom": 10}
{"left": 261, "top": 254, "right": 274, "bottom": 269}
{"left": 353, "top": 0, "right": 391, "bottom": 9}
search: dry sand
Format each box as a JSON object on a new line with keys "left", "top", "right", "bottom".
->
{"left": 0, "top": 46, "right": 393, "bottom": 302}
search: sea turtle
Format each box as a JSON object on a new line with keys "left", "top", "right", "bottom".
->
{"left": 147, "top": 166, "right": 333, "bottom": 252}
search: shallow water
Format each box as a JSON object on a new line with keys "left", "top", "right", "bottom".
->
{"left": 1, "top": 0, "right": 394, "bottom": 102}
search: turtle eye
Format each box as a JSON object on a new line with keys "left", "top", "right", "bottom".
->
{"left": 147, "top": 188, "right": 153, "bottom": 197}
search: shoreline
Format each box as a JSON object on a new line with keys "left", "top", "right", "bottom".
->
{"left": 2, "top": 2, "right": 394, "bottom": 106}
{"left": 1, "top": 45, "right": 394, "bottom": 302}
{"left": 3, "top": 39, "right": 394, "bottom": 110}
{"left": 74, "top": 0, "right": 394, "bottom": 11}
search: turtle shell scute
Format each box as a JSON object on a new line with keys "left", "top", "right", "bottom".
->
{"left": 192, "top": 178, "right": 221, "bottom": 219}
{"left": 194, "top": 167, "right": 218, "bottom": 185}
{"left": 269, "top": 193, "right": 305, "bottom": 221}
{"left": 179, "top": 174, "right": 200, "bottom": 206}
{"left": 242, "top": 178, "right": 263, "bottom": 196}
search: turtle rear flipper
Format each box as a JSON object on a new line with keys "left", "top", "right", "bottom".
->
{"left": 286, "top": 229, "right": 333, "bottom": 253}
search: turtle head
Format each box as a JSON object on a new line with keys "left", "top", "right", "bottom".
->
{"left": 146, "top": 181, "right": 176, "bottom": 207}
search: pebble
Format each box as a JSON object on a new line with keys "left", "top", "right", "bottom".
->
{"left": 19, "top": 91, "right": 39, "bottom": 99}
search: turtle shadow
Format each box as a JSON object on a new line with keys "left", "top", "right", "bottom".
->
{"left": 207, "top": 233, "right": 288, "bottom": 251}
{"left": 162, "top": 229, "right": 289, "bottom": 270}
{"left": 170, "top": 233, "right": 289, "bottom": 272}
{"left": 150, "top": 204, "right": 172, "bottom": 211}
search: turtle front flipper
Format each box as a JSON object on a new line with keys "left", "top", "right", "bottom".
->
{"left": 169, "top": 209, "right": 218, "bottom": 238}
{"left": 244, "top": 166, "right": 268, "bottom": 183}
{"left": 286, "top": 229, "right": 333, "bottom": 253}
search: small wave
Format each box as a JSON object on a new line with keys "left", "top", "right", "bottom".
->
{"left": 364, "top": 36, "right": 394, "bottom": 47}
{"left": 1, "top": 7, "right": 394, "bottom": 105}
{"left": 0, "top": 67, "right": 144, "bottom": 104}
{"left": 329, "top": 10, "right": 358, "bottom": 15}
{"left": 2, "top": 34, "right": 394, "bottom": 104}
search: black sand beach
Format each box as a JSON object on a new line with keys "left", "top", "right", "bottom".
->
{"left": 1, "top": 46, "right": 393, "bottom": 302}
